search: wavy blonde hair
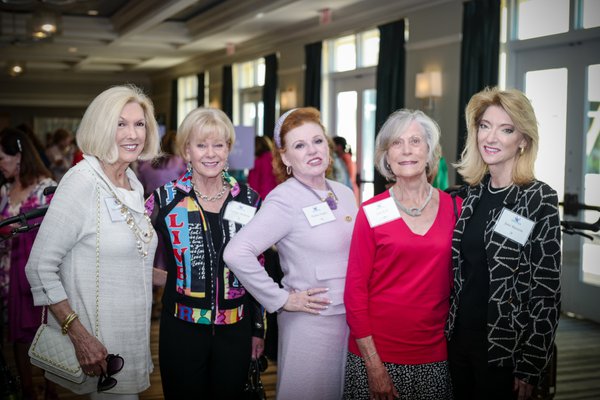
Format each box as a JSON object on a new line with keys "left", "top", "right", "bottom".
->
{"left": 76, "top": 85, "right": 160, "bottom": 163}
{"left": 175, "top": 107, "right": 235, "bottom": 160}
{"left": 454, "top": 87, "right": 538, "bottom": 186}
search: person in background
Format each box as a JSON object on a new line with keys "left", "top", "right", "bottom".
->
{"left": 45, "top": 128, "right": 74, "bottom": 182}
{"left": 447, "top": 87, "right": 561, "bottom": 400}
{"left": 333, "top": 136, "right": 359, "bottom": 199}
{"left": 329, "top": 137, "right": 352, "bottom": 189}
{"left": 16, "top": 123, "right": 51, "bottom": 169}
{"left": 0, "top": 128, "right": 56, "bottom": 400}
{"left": 146, "top": 107, "right": 265, "bottom": 399}
{"left": 343, "top": 109, "right": 459, "bottom": 400}
{"left": 224, "top": 107, "right": 358, "bottom": 400}
{"left": 136, "top": 130, "right": 187, "bottom": 198}
{"left": 247, "top": 135, "right": 278, "bottom": 200}
{"left": 26, "top": 84, "right": 162, "bottom": 398}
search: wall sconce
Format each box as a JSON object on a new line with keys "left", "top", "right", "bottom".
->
{"left": 415, "top": 71, "right": 442, "bottom": 113}
{"left": 280, "top": 88, "right": 297, "bottom": 110}
{"left": 7, "top": 61, "right": 25, "bottom": 77}
{"left": 29, "top": 8, "right": 62, "bottom": 40}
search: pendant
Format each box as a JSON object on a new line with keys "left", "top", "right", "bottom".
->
{"left": 407, "top": 208, "right": 421, "bottom": 217}
{"left": 325, "top": 195, "right": 338, "bottom": 210}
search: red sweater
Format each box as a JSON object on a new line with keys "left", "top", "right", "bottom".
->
{"left": 344, "top": 189, "right": 461, "bottom": 364}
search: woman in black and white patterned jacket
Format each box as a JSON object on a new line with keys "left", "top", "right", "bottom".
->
{"left": 446, "top": 87, "right": 561, "bottom": 400}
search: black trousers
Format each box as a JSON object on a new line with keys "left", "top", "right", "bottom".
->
{"left": 159, "top": 311, "right": 252, "bottom": 400}
{"left": 448, "top": 327, "right": 516, "bottom": 400}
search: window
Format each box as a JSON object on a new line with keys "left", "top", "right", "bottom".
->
{"left": 517, "top": 0, "right": 569, "bottom": 40}
{"left": 177, "top": 75, "right": 199, "bottom": 127}
{"left": 233, "top": 58, "right": 265, "bottom": 135}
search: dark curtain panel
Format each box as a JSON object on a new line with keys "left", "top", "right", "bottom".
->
{"left": 262, "top": 53, "right": 278, "bottom": 138}
{"left": 304, "top": 41, "right": 322, "bottom": 109}
{"left": 455, "top": 0, "right": 500, "bottom": 183}
{"left": 196, "top": 72, "right": 205, "bottom": 107}
{"left": 374, "top": 19, "right": 405, "bottom": 195}
{"left": 169, "top": 79, "right": 178, "bottom": 130}
{"left": 222, "top": 65, "right": 233, "bottom": 119}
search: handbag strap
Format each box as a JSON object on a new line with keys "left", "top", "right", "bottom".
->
{"left": 39, "top": 180, "right": 101, "bottom": 337}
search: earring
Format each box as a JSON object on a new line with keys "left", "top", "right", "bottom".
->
{"left": 187, "top": 162, "right": 193, "bottom": 173}
{"left": 286, "top": 165, "right": 292, "bottom": 175}
{"left": 385, "top": 161, "right": 392, "bottom": 174}
{"left": 223, "top": 162, "right": 229, "bottom": 172}
{"left": 520, "top": 147, "right": 525, "bottom": 155}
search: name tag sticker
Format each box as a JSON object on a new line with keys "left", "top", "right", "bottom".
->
{"left": 363, "top": 197, "right": 401, "bottom": 228}
{"left": 104, "top": 197, "right": 125, "bottom": 222}
{"left": 493, "top": 208, "right": 535, "bottom": 246}
{"left": 224, "top": 201, "right": 257, "bottom": 225}
{"left": 302, "top": 202, "right": 336, "bottom": 227}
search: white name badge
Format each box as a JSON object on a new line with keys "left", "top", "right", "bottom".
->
{"left": 363, "top": 197, "right": 401, "bottom": 228}
{"left": 224, "top": 201, "right": 257, "bottom": 225}
{"left": 302, "top": 202, "right": 336, "bottom": 227}
{"left": 493, "top": 208, "right": 535, "bottom": 246}
{"left": 104, "top": 197, "right": 125, "bottom": 222}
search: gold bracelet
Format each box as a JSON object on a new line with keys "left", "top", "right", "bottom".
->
{"left": 61, "top": 312, "right": 78, "bottom": 335}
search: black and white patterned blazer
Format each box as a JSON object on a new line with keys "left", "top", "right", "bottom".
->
{"left": 445, "top": 175, "right": 561, "bottom": 385}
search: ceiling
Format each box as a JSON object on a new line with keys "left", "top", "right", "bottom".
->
{"left": 0, "top": 0, "right": 404, "bottom": 81}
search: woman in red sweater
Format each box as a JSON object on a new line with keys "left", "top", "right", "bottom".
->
{"left": 344, "top": 109, "right": 461, "bottom": 400}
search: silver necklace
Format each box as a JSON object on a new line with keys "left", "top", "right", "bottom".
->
{"left": 487, "top": 180, "right": 513, "bottom": 194}
{"left": 193, "top": 178, "right": 229, "bottom": 202}
{"left": 389, "top": 184, "right": 433, "bottom": 217}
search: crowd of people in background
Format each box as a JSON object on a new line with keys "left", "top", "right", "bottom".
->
{"left": 0, "top": 85, "right": 561, "bottom": 400}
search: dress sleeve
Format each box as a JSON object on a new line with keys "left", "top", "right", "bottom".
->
{"left": 514, "top": 185, "right": 561, "bottom": 385}
{"left": 223, "top": 187, "right": 293, "bottom": 313}
{"left": 25, "top": 169, "right": 94, "bottom": 305}
{"left": 344, "top": 205, "right": 377, "bottom": 339}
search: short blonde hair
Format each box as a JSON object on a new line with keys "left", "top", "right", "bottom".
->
{"left": 454, "top": 87, "right": 538, "bottom": 186}
{"left": 374, "top": 109, "right": 441, "bottom": 182}
{"left": 76, "top": 85, "right": 160, "bottom": 164}
{"left": 272, "top": 107, "right": 329, "bottom": 183}
{"left": 176, "top": 107, "right": 235, "bottom": 160}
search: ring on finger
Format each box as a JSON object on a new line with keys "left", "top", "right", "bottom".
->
{"left": 307, "top": 290, "right": 312, "bottom": 296}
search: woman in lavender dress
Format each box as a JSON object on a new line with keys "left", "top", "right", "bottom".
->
{"left": 224, "top": 107, "right": 358, "bottom": 399}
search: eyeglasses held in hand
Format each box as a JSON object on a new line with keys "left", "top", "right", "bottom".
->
{"left": 97, "top": 354, "right": 124, "bottom": 392}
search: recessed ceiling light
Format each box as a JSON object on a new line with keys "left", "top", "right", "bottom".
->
{"left": 68, "top": 47, "right": 78, "bottom": 53}
{"left": 87, "top": 10, "right": 99, "bottom": 16}
{"left": 255, "top": 12, "right": 264, "bottom": 19}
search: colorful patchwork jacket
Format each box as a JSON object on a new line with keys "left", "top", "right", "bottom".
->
{"left": 146, "top": 170, "right": 265, "bottom": 338}
{"left": 445, "top": 176, "right": 561, "bottom": 386}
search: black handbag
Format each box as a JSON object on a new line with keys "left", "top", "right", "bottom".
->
{"left": 244, "top": 356, "right": 268, "bottom": 400}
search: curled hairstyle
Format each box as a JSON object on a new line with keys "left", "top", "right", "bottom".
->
{"left": 76, "top": 85, "right": 160, "bottom": 164}
{"left": 374, "top": 109, "right": 441, "bottom": 182}
{"left": 454, "top": 87, "right": 538, "bottom": 186}
{"left": 0, "top": 127, "right": 52, "bottom": 187}
{"left": 272, "top": 107, "right": 329, "bottom": 183}
{"left": 175, "top": 107, "right": 235, "bottom": 160}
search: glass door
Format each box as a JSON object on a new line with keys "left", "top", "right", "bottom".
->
{"left": 511, "top": 36, "right": 600, "bottom": 321}
{"left": 331, "top": 73, "right": 376, "bottom": 202}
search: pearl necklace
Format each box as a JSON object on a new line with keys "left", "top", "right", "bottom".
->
{"left": 114, "top": 198, "right": 153, "bottom": 257}
{"left": 106, "top": 185, "right": 154, "bottom": 258}
{"left": 487, "top": 180, "right": 513, "bottom": 194}
{"left": 389, "top": 184, "right": 433, "bottom": 217}
{"left": 193, "top": 178, "right": 229, "bottom": 202}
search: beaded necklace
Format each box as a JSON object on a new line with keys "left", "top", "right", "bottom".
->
{"left": 192, "top": 177, "right": 229, "bottom": 202}
{"left": 107, "top": 186, "right": 153, "bottom": 258}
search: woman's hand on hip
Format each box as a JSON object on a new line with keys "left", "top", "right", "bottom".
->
{"left": 366, "top": 359, "right": 399, "bottom": 400}
{"left": 68, "top": 320, "right": 108, "bottom": 377}
{"left": 283, "top": 288, "right": 330, "bottom": 314}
